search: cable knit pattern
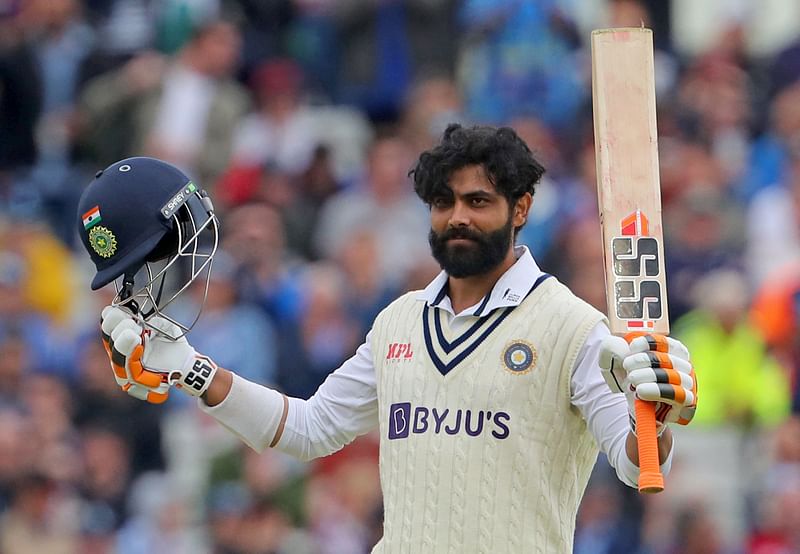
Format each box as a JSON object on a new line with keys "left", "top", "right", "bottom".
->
{"left": 446, "top": 328, "right": 475, "bottom": 554}
{"left": 421, "top": 383, "right": 445, "bottom": 552}
{"left": 477, "top": 339, "right": 505, "bottom": 554}
{"left": 371, "top": 279, "right": 604, "bottom": 553}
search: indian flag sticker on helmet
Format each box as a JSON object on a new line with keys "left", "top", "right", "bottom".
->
{"left": 89, "top": 226, "right": 118, "bottom": 258}
{"left": 83, "top": 205, "right": 101, "bottom": 229}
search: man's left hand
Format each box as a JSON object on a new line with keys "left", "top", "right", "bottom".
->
{"left": 600, "top": 333, "right": 698, "bottom": 435}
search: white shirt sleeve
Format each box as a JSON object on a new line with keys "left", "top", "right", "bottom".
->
{"left": 570, "top": 322, "right": 673, "bottom": 488}
{"left": 199, "top": 331, "right": 379, "bottom": 460}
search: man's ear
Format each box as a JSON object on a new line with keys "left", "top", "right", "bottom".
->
{"left": 513, "top": 193, "right": 533, "bottom": 227}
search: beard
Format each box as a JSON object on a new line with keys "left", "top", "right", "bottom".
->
{"left": 429, "top": 217, "right": 514, "bottom": 278}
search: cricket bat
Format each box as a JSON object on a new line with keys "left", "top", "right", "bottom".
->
{"left": 591, "top": 27, "right": 668, "bottom": 494}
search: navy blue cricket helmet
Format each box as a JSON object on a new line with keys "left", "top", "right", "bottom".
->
{"left": 77, "top": 157, "right": 219, "bottom": 338}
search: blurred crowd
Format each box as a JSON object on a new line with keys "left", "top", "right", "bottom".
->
{"left": 0, "top": 0, "right": 800, "bottom": 552}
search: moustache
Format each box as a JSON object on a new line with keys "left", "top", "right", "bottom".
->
{"left": 440, "top": 228, "right": 482, "bottom": 242}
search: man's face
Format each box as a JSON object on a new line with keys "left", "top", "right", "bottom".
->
{"left": 428, "top": 165, "right": 519, "bottom": 278}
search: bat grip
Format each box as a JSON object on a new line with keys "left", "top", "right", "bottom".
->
{"left": 635, "top": 398, "right": 664, "bottom": 493}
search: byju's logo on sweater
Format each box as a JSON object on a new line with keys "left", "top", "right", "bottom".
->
{"left": 386, "top": 342, "right": 413, "bottom": 361}
{"left": 388, "top": 402, "right": 510, "bottom": 440}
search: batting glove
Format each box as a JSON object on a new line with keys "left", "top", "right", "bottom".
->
{"left": 101, "top": 306, "right": 219, "bottom": 401}
{"left": 101, "top": 306, "right": 170, "bottom": 403}
{"left": 599, "top": 332, "right": 697, "bottom": 436}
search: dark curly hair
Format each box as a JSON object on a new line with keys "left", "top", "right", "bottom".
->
{"left": 409, "top": 123, "right": 546, "bottom": 206}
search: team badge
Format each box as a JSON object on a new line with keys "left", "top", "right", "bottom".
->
{"left": 89, "top": 226, "right": 117, "bottom": 258}
{"left": 502, "top": 340, "right": 537, "bottom": 374}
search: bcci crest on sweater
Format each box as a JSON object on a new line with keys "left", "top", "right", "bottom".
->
{"left": 502, "top": 340, "right": 537, "bottom": 374}
{"left": 388, "top": 402, "right": 510, "bottom": 440}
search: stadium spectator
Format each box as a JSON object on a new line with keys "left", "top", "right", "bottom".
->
{"left": 77, "top": 17, "right": 249, "bottom": 187}
{"left": 313, "top": 134, "right": 429, "bottom": 287}
{"left": 229, "top": 57, "right": 318, "bottom": 176}
{"left": 672, "top": 268, "right": 790, "bottom": 427}
{"left": 746, "top": 142, "right": 800, "bottom": 286}
{"left": 457, "top": 0, "right": 584, "bottom": 133}
{"left": 0, "top": 3, "right": 42, "bottom": 217}
{"left": 333, "top": 0, "right": 457, "bottom": 122}
{"left": 751, "top": 263, "right": 800, "bottom": 412}
{"left": 0, "top": 472, "right": 80, "bottom": 554}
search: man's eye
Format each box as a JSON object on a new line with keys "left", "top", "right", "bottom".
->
{"left": 432, "top": 197, "right": 451, "bottom": 208}
{"left": 471, "top": 197, "right": 488, "bottom": 206}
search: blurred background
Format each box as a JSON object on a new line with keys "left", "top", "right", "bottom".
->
{"left": 0, "top": 0, "right": 799, "bottom": 552}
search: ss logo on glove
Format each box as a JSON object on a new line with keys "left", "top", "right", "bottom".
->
{"left": 181, "top": 357, "right": 217, "bottom": 393}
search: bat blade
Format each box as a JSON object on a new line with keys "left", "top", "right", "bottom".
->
{"left": 592, "top": 27, "right": 667, "bottom": 494}
{"left": 592, "top": 28, "right": 669, "bottom": 336}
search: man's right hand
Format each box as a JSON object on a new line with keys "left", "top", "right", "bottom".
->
{"left": 100, "top": 306, "right": 219, "bottom": 403}
{"left": 101, "top": 306, "right": 171, "bottom": 403}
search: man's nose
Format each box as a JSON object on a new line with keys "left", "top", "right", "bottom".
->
{"left": 448, "top": 201, "right": 470, "bottom": 227}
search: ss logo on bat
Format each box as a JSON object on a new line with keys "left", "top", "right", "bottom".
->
{"left": 611, "top": 236, "right": 663, "bottom": 320}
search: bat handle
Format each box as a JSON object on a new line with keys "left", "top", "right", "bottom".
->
{"left": 635, "top": 398, "right": 664, "bottom": 493}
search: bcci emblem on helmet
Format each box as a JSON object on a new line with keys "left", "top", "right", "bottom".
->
{"left": 88, "top": 226, "right": 118, "bottom": 258}
{"left": 502, "top": 340, "right": 537, "bottom": 374}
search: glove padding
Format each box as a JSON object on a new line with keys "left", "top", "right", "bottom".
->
{"left": 101, "top": 306, "right": 218, "bottom": 402}
{"left": 599, "top": 332, "right": 697, "bottom": 435}
{"left": 101, "top": 306, "right": 170, "bottom": 403}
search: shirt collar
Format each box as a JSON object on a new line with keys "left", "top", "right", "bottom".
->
{"left": 417, "top": 245, "right": 545, "bottom": 316}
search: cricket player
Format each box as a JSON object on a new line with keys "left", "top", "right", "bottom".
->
{"left": 80, "top": 125, "right": 697, "bottom": 553}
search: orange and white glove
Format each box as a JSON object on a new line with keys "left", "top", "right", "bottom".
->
{"left": 599, "top": 333, "right": 697, "bottom": 435}
{"left": 101, "top": 306, "right": 170, "bottom": 403}
{"left": 101, "top": 306, "right": 218, "bottom": 402}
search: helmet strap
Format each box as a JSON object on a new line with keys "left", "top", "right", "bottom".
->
{"left": 119, "top": 272, "right": 140, "bottom": 314}
{"left": 142, "top": 264, "right": 168, "bottom": 319}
